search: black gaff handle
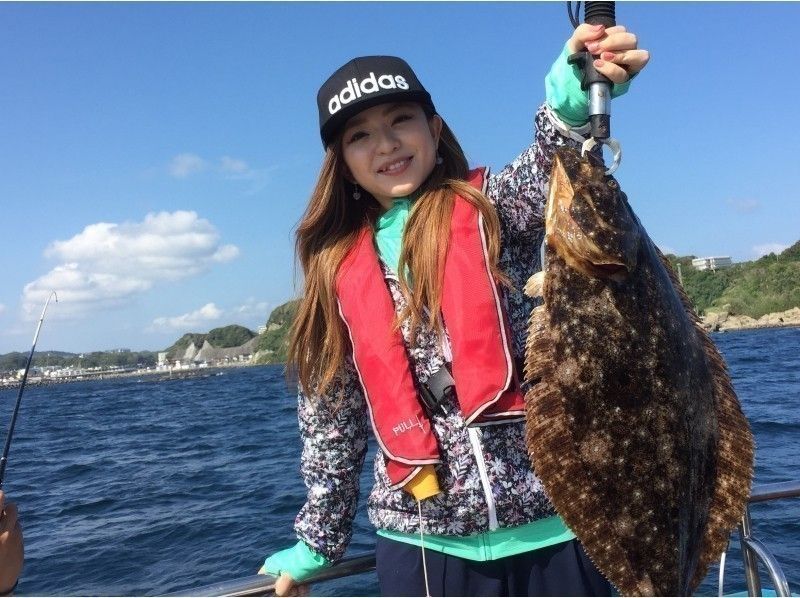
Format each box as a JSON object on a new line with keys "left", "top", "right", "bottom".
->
{"left": 585, "top": 2, "right": 615, "bottom": 27}
{"left": 567, "top": 1, "right": 616, "bottom": 139}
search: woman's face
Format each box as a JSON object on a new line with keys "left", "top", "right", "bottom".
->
{"left": 341, "top": 102, "right": 443, "bottom": 211}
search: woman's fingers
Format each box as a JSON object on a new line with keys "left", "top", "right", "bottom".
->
{"left": 274, "top": 573, "right": 296, "bottom": 597}
{"left": 257, "top": 570, "right": 294, "bottom": 596}
{"left": 0, "top": 503, "right": 18, "bottom": 535}
{"left": 579, "top": 27, "right": 648, "bottom": 83}
{"left": 592, "top": 59, "right": 631, "bottom": 85}
{"left": 586, "top": 32, "right": 639, "bottom": 56}
{"left": 567, "top": 24, "right": 628, "bottom": 54}
{"left": 599, "top": 49, "right": 650, "bottom": 76}
{"left": 256, "top": 567, "right": 309, "bottom": 596}
{"left": 567, "top": 24, "right": 605, "bottom": 53}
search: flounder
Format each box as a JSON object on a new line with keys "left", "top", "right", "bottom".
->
{"left": 523, "top": 146, "right": 754, "bottom": 596}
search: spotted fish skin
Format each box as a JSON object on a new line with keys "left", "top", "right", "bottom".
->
{"left": 524, "top": 147, "right": 754, "bottom": 596}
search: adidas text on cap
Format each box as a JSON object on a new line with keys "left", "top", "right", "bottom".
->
{"left": 317, "top": 56, "right": 435, "bottom": 148}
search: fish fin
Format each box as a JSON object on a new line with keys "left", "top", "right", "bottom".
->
{"left": 524, "top": 306, "right": 550, "bottom": 383}
{"left": 524, "top": 271, "right": 545, "bottom": 298}
{"left": 690, "top": 323, "right": 755, "bottom": 590}
{"left": 525, "top": 379, "right": 645, "bottom": 596}
{"left": 654, "top": 245, "right": 702, "bottom": 325}
{"left": 654, "top": 244, "right": 755, "bottom": 591}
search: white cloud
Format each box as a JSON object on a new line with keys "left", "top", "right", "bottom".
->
{"left": 22, "top": 211, "right": 239, "bottom": 320}
{"left": 231, "top": 298, "right": 270, "bottom": 319}
{"left": 151, "top": 303, "right": 223, "bottom": 330}
{"left": 0, "top": 304, "right": 5, "bottom": 315}
{"left": 23, "top": 263, "right": 150, "bottom": 318}
{"left": 220, "top": 156, "right": 250, "bottom": 175}
{"left": 752, "top": 243, "right": 789, "bottom": 258}
{"left": 167, "top": 152, "right": 271, "bottom": 192}
{"left": 727, "top": 198, "right": 761, "bottom": 213}
{"left": 169, "top": 153, "right": 207, "bottom": 178}
{"left": 218, "top": 157, "right": 269, "bottom": 189}
{"left": 147, "top": 298, "right": 270, "bottom": 334}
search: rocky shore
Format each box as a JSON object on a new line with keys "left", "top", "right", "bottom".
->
{"left": 701, "top": 306, "right": 800, "bottom": 332}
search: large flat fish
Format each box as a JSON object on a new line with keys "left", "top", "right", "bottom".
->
{"left": 523, "top": 146, "right": 754, "bottom": 596}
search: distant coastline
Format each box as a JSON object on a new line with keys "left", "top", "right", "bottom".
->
{"left": 0, "top": 361, "right": 260, "bottom": 390}
{"left": 3, "top": 296, "right": 797, "bottom": 389}
{"left": 702, "top": 306, "right": 800, "bottom": 333}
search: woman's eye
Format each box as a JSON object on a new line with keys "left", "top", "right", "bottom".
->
{"left": 347, "top": 131, "right": 367, "bottom": 144}
{"left": 393, "top": 114, "right": 413, "bottom": 124}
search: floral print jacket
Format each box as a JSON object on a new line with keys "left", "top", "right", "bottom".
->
{"left": 294, "top": 104, "right": 588, "bottom": 562}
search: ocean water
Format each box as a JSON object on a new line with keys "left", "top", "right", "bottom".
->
{"left": 0, "top": 327, "right": 797, "bottom": 596}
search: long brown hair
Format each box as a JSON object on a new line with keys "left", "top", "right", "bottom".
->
{"left": 288, "top": 109, "right": 506, "bottom": 399}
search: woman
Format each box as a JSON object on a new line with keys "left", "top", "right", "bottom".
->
{"left": 262, "top": 22, "right": 649, "bottom": 597}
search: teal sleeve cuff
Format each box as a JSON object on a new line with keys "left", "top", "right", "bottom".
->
{"left": 263, "top": 541, "right": 331, "bottom": 582}
{"left": 545, "top": 43, "right": 635, "bottom": 127}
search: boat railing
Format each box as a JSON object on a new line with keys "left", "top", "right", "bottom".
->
{"left": 738, "top": 480, "right": 799, "bottom": 597}
{"left": 165, "top": 554, "right": 376, "bottom": 597}
{"left": 167, "top": 480, "right": 800, "bottom": 597}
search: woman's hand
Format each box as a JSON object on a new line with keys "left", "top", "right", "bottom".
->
{"left": 257, "top": 566, "right": 309, "bottom": 597}
{"left": 259, "top": 540, "right": 328, "bottom": 596}
{"left": 0, "top": 491, "right": 24, "bottom": 594}
{"left": 567, "top": 23, "right": 650, "bottom": 84}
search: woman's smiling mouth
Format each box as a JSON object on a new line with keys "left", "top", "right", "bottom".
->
{"left": 377, "top": 156, "right": 413, "bottom": 176}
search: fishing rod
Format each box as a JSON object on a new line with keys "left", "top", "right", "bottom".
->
{"left": 0, "top": 291, "right": 58, "bottom": 488}
{"left": 566, "top": 1, "right": 622, "bottom": 174}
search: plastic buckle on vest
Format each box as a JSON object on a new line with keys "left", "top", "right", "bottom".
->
{"left": 418, "top": 383, "right": 443, "bottom": 416}
{"left": 419, "top": 366, "right": 455, "bottom": 416}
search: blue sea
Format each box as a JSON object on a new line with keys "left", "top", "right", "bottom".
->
{"left": 1, "top": 327, "right": 798, "bottom": 596}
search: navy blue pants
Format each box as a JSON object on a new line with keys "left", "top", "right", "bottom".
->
{"left": 376, "top": 537, "right": 614, "bottom": 597}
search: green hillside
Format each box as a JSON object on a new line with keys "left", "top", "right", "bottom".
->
{"left": 667, "top": 240, "right": 800, "bottom": 318}
{"left": 166, "top": 324, "right": 256, "bottom": 358}
{"left": 207, "top": 324, "right": 256, "bottom": 347}
{"left": 254, "top": 299, "right": 300, "bottom": 364}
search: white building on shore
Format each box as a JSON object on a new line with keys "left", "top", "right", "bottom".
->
{"left": 692, "top": 256, "right": 733, "bottom": 271}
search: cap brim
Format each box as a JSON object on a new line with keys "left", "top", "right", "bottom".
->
{"left": 321, "top": 90, "right": 434, "bottom": 148}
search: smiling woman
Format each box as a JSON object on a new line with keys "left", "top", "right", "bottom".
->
{"left": 259, "top": 23, "right": 650, "bottom": 595}
{"left": 340, "top": 102, "right": 442, "bottom": 210}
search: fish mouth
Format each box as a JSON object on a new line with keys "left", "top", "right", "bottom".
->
{"left": 558, "top": 259, "right": 631, "bottom": 282}
{"left": 545, "top": 150, "right": 639, "bottom": 280}
{"left": 592, "top": 262, "right": 630, "bottom": 280}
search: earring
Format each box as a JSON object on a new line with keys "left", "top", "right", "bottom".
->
{"left": 436, "top": 154, "right": 443, "bottom": 165}
{"left": 352, "top": 183, "right": 361, "bottom": 201}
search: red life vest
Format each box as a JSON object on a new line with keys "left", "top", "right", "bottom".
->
{"left": 335, "top": 169, "right": 525, "bottom": 489}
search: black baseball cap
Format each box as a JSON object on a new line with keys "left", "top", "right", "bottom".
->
{"left": 317, "top": 56, "right": 435, "bottom": 148}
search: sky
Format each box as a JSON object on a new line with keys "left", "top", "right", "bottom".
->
{"left": 1, "top": 2, "right": 798, "bottom": 354}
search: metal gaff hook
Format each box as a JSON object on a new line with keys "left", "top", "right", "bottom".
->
{"left": 581, "top": 136, "right": 622, "bottom": 176}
